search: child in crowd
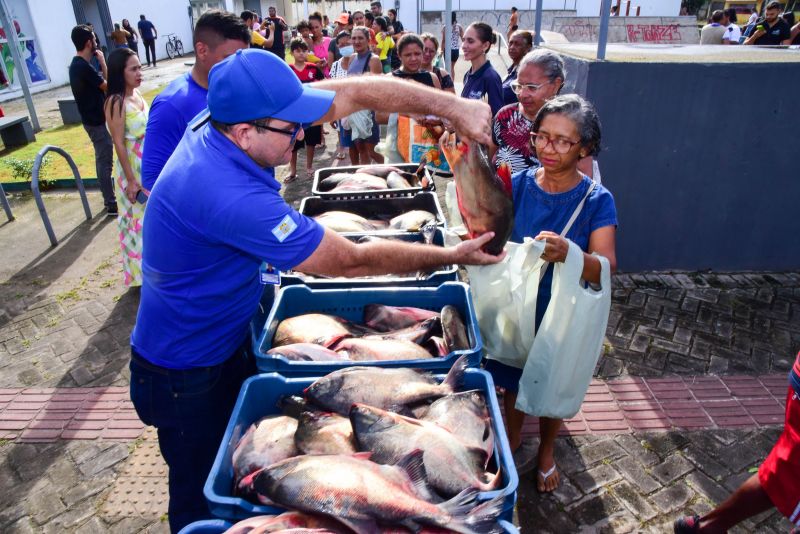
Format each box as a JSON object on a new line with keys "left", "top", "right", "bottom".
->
{"left": 285, "top": 38, "right": 324, "bottom": 184}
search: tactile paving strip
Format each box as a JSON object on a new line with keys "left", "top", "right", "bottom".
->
{"left": 100, "top": 428, "right": 169, "bottom": 520}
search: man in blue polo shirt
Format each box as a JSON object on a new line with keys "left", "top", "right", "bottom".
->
{"left": 129, "top": 48, "right": 497, "bottom": 532}
{"left": 141, "top": 10, "right": 249, "bottom": 191}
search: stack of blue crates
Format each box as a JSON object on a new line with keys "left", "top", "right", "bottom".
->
{"left": 201, "top": 170, "right": 519, "bottom": 531}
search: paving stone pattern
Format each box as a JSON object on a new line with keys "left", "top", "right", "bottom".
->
{"left": 516, "top": 429, "right": 794, "bottom": 533}
{"left": 2, "top": 191, "right": 799, "bottom": 531}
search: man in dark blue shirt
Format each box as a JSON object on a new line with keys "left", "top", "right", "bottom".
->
{"left": 141, "top": 10, "right": 249, "bottom": 191}
{"left": 130, "top": 48, "right": 498, "bottom": 532}
{"left": 137, "top": 14, "right": 158, "bottom": 67}
{"left": 68, "top": 25, "right": 116, "bottom": 215}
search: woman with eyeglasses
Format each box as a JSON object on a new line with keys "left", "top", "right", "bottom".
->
{"left": 502, "top": 30, "right": 533, "bottom": 106}
{"left": 483, "top": 94, "right": 617, "bottom": 494}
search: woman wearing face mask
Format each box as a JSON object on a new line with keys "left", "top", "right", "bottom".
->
{"left": 329, "top": 31, "right": 353, "bottom": 160}
{"left": 341, "top": 26, "right": 383, "bottom": 165}
{"left": 461, "top": 22, "right": 503, "bottom": 116}
{"left": 420, "top": 33, "right": 455, "bottom": 94}
{"left": 502, "top": 30, "right": 533, "bottom": 106}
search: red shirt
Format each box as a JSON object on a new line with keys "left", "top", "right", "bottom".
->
{"left": 290, "top": 63, "right": 322, "bottom": 84}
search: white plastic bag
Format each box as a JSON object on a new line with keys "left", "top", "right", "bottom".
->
{"left": 515, "top": 240, "right": 611, "bottom": 420}
{"left": 459, "top": 238, "right": 548, "bottom": 369}
{"left": 348, "top": 110, "right": 373, "bottom": 140}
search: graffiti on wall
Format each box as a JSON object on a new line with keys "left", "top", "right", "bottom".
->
{"left": 559, "top": 20, "right": 598, "bottom": 42}
{"left": 626, "top": 24, "right": 684, "bottom": 43}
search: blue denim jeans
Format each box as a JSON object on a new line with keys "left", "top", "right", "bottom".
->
{"left": 129, "top": 340, "right": 255, "bottom": 533}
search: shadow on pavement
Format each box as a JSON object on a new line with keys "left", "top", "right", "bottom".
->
{"left": 0, "top": 212, "right": 112, "bottom": 330}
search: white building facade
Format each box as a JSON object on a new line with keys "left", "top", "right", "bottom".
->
{"left": 0, "top": 0, "right": 194, "bottom": 101}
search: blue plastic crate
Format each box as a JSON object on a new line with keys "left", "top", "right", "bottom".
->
{"left": 177, "top": 519, "right": 233, "bottom": 534}
{"left": 204, "top": 368, "right": 517, "bottom": 522}
{"left": 254, "top": 282, "right": 482, "bottom": 375}
{"left": 279, "top": 229, "right": 458, "bottom": 289}
{"left": 499, "top": 520, "right": 520, "bottom": 533}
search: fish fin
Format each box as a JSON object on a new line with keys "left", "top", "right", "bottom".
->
{"left": 441, "top": 354, "right": 468, "bottom": 393}
{"left": 325, "top": 333, "right": 352, "bottom": 350}
{"left": 437, "top": 487, "right": 480, "bottom": 518}
{"left": 396, "top": 449, "right": 445, "bottom": 505}
{"left": 465, "top": 495, "right": 506, "bottom": 533}
{"left": 351, "top": 451, "right": 373, "bottom": 461}
{"left": 235, "top": 466, "right": 265, "bottom": 495}
{"left": 441, "top": 491, "right": 504, "bottom": 534}
{"left": 496, "top": 162, "right": 513, "bottom": 198}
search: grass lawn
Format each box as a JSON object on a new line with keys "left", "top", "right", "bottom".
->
{"left": 0, "top": 85, "right": 166, "bottom": 183}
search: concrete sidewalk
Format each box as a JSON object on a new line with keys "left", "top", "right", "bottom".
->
{"left": 1, "top": 189, "right": 797, "bottom": 533}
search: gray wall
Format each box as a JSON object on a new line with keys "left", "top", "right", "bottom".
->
{"left": 566, "top": 57, "right": 800, "bottom": 271}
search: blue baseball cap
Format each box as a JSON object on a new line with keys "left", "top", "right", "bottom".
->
{"left": 200, "top": 48, "right": 335, "bottom": 126}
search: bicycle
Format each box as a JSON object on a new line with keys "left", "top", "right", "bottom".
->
{"left": 165, "top": 33, "right": 184, "bottom": 59}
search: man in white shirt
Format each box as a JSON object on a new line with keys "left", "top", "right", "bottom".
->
{"left": 723, "top": 8, "right": 742, "bottom": 44}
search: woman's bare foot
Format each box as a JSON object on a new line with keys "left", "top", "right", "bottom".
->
{"left": 536, "top": 445, "right": 560, "bottom": 493}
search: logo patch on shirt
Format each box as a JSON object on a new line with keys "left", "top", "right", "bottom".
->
{"left": 272, "top": 214, "right": 297, "bottom": 242}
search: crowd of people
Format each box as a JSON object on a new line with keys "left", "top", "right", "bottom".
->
{"left": 65, "top": 6, "right": 799, "bottom": 534}
{"left": 700, "top": 1, "right": 800, "bottom": 46}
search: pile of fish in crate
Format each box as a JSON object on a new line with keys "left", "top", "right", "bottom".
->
{"left": 183, "top": 164, "right": 519, "bottom": 534}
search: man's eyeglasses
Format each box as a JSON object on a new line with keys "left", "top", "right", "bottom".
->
{"left": 510, "top": 80, "right": 552, "bottom": 95}
{"left": 530, "top": 132, "right": 580, "bottom": 154}
{"left": 249, "top": 120, "right": 303, "bottom": 143}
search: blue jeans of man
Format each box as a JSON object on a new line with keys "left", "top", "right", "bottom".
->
{"left": 129, "top": 340, "right": 255, "bottom": 533}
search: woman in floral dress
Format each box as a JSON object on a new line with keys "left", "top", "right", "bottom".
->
{"left": 104, "top": 47, "right": 148, "bottom": 287}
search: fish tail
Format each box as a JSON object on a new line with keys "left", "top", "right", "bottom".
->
{"left": 441, "top": 354, "right": 468, "bottom": 393}
{"left": 439, "top": 490, "right": 504, "bottom": 534}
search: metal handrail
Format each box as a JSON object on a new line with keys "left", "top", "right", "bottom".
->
{"left": 0, "top": 182, "right": 12, "bottom": 221}
{"left": 31, "top": 145, "right": 92, "bottom": 247}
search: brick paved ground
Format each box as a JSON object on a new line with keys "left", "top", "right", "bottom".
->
{"left": 2, "top": 184, "right": 799, "bottom": 530}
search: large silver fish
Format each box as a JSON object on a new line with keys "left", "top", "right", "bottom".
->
{"left": 250, "top": 451, "right": 505, "bottom": 534}
{"left": 232, "top": 415, "right": 298, "bottom": 494}
{"left": 422, "top": 391, "right": 494, "bottom": 460}
{"left": 314, "top": 211, "right": 389, "bottom": 233}
{"left": 331, "top": 337, "right": 435, "bottom": 361}
{"left": 350, "top": 404, "right": 501, "bottom": 498}
{"left": 439, "top": 133, "right": 513, "bottom": 255}
{"left": 389, "top": 210, "right": 438, "bottom": 232}
{"left": 441, "top": 305, "right": 470, "bottom": 353}
{"left": 222, "top": 511, "right": 349, "bottom": 534}
{"left": 267, "top": 343, "right": 351, "bottom": 362}
{"left": 364, "top": 304, "right": 440, "bottom": 331}
{"left": 304, "top": 355, "right": 467, "bottom": 416}
{"left": 273, "top": 314, "right": 372, "bottom": 348}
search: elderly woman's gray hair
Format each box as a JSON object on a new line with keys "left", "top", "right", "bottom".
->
{"left": 531, "top": 94, "right": 602, "bottom": 157}
{"left": 519, "top": 49, "right": 566, "bottom": 85}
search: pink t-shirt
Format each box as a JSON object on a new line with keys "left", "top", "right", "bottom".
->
{"left": 312, "top": 36, "right": 332, "bottom": 77}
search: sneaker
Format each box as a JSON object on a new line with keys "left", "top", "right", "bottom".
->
{"left": 105, "top": 204, "right": 118, "bottom": 216}
{"left": 673, "top": 515, "right": 701, "bottom": 533}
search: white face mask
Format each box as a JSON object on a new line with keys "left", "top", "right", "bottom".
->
{"left": 338, "top": 45, "right": 354, "bottom": 56}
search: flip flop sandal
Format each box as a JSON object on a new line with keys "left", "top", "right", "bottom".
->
{"left": 537, "top": 463, "right": 558, "bottom": 493}
{"left": 335, "top": 151, "right": 347, "bottom": 160}
{"left": 283, "top": 175, "right": 297, "bottom": 184}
